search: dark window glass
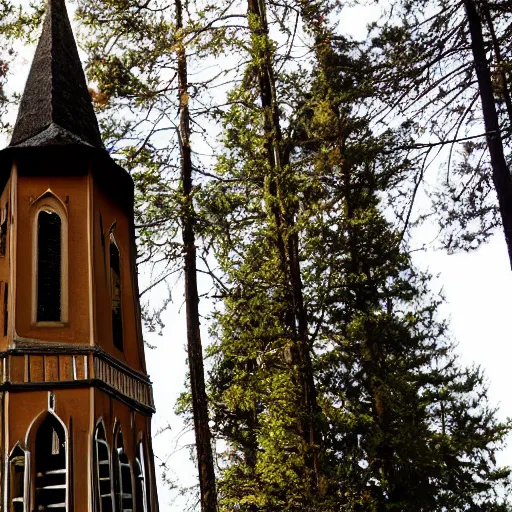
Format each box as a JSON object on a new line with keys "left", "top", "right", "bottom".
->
{"left": 0, "top": 203, "right": 9, "bottom": 257}
{"left": 110, "top": 241, "right": 123, "bottom": 350}
{"left": 95, "top": 424, "right": 113, "bottom": 512}
{"left": 115, "top": 432, "right": 133, "bottom": 512}
{"left": 3, "top": 282, "right": 8, "bottom": 336}
{"left": 35, "top": 415, "right": 66, "bottom": 510}
{"left": 9, "top": 446, "right": 25, "bottom": 512}
{"left": 37, "top": 210, "right": 61, "bottom": 322}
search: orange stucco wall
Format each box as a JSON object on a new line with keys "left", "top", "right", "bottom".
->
{"left": 4, "top": 388, "right": 157, "bottom": 512}
{"left": 15, "top": 173, "right": 90, "bottom": 344}
{"left": 0, "top": 157, "right": 157, "bottom": 512}
{"left": 92, "top": 177, "right": 145, "bottom": 373}
{"left": 6, "top": 388, "right": 92, "bottom": 512}
{"left": 8, "top": 164, "right": 147, "bottom": 377}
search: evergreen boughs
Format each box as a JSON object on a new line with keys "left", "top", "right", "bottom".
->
{"left": 3, "top": 0, "right": 510, "bottom": 510}
{"left": 203, "top": 1, "right": 512, "bottom": 510}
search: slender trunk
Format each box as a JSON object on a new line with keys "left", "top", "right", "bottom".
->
{"left": 247, "top": 0, "right": 321, "bottom": 487}
{"left": 175, "top": 1, "right": 217, "bottom": 510}
{"left": 480, "top": 0, "right": 512, "bottom": 129}
{"left": 464, "top": 0, "right": 512, "bottom": 268}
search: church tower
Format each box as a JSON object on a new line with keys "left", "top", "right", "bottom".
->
{"left": 0, "top": 0, "right": 159, "bottom": 511}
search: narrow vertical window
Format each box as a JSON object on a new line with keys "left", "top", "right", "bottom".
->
{"left": 94, "top": 424, "right": 113, "bottom": 512}
{"left": 37, "top": 210, "right": 62, "bottom": 322}
{"left": 3, "top": 282, "right": 8, "bottom": 336}
{"left": 34, "top": 415, "right": 67, "bottom": 510}
{"left": 9, "top": 446, "right": 25, "bottom": 512}
{"left": 0, "top": 203, "right": 8, "bottom": 257}
{"left": 135, "top": 441, "right": 150, "bottom": 512}
{"left": 110, "top": 239, "right": 123, "bottom": 350}
{"left": 115, "top": 432, "right": 133, "bottom": 512}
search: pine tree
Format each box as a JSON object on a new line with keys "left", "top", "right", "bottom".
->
{"left": 35, "top": 0, "right": 511, "bottom": 509}
{"left": 175, "top": 0, "right": 218, "bottom": 508}
{"left": 76, "top": 0, "right": 221, "bottom": 505}
{"left": 205, "top": 1, "right": 512, "bottom": 510}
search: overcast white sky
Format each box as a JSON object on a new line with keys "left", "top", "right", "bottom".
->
{"left": 3, "top": 2, "right": 512, "bottom": 510}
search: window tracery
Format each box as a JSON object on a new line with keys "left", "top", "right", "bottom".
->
{"left": 135, "top": 440, "right": 150, "bottom": 512}
{"left": 31, "top": 192, "right": 68, "bottom": 325}
{"left": 114, "top": 430, "right": 133, "bottom": 512}
{"left": 34, "top": 414, "right": 67, "bottom": 511}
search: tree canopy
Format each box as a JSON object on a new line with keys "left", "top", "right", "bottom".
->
{"left": 1, "top": 0, "right": 511, "bottom": 510}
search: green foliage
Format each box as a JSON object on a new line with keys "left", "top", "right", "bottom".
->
{"left": 203, "top": 2, "right": 512, "bottom": 510}
{"left": 1, "top": 0, "right": 505, "bottom": 509}
{"left": 72, "top": 0, "right": 512, "bottom": 508}
{"left": 0, "top": 0, "right": 44, "bottom": 132}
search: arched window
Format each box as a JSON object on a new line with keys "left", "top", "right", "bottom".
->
{"left": 37, "top": 210, "right": 62, "bottom": 321}
{"left": 32, "top": 192, "right": 68, "bottom": 325}
{"left": 9, "top": 445, "right": 26, "bottom": 512}
{"left": 34, "top": 415, "right": 67, "bottom": 511}
{"left": 0, "top": 202, "right": 9, "bottom": 257}
{"left": 114, "top": 431, "right": 133, "bottom": 512}
{"left": 110, "top": 236, "right": 123, "bottom": 350}
{"left": 135, "top": 441, "right": 150, "bottom": 512}
{"left": 94, "top": 423, "right": 113, "bottom": 512}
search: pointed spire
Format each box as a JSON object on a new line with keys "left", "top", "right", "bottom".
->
{"left": 10, "top": 0, "right": 103, "bottom": 148}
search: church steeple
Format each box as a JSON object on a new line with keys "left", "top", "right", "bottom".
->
{"left": 10, "top": 0, "right": 103, "bottom": 148}
{"left": 0, "top": 2, "right": 160, "bottom": 511}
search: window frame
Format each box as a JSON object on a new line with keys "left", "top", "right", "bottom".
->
{"left": 7, "top": 443, "right": 27, "bottom": 512}
{"left": 113, "top": 428, "right": 133, "bottom": 512}
{"left": 135, "top": 438, "right": 151, "bottom": 512}
{"left": 25, "top": 409, "right": 69, "bottom": 512}
{"left": 31, "top": 191, "right": 69, "bottom": 327}
{"left": 109, "top": 232, "right": 123, "bottom": 351}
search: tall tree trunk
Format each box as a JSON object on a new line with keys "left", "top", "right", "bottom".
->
{"left": 247, "top": 0, "right": 322, "bottom": 488}
{"left": 175, "top": 1, "right": 218, "bottom": 510}
{"left": 464, "top": 0, "right": 512, "bottom": 268}
{"left": 480, "top": 0, "right": 512, "bottom": 129}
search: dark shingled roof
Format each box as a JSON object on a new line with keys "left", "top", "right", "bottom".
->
{"left": 10, "top": 0, "right": 103, "bottom": 148}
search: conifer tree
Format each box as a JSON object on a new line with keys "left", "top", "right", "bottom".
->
{"left": 76, "top": 0, "right": 221, "bottom": 505}
{"left": 24, "top": 0, "right": 510, "bottom": 509}
{"left": 205, "top": 1, "right": 512, "bottom": 510}
{"left": 175, "top": 0, "right": 218, "bottom": 508}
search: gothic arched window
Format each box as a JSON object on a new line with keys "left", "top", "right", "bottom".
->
{"left": 34, "top": 415, "right": 67, "bottom": 511}
{"left": 0, "top": 202, "right": 9, "bottom": 257}
{"left": 114, "top": 431, "right": 133, "bottom": 512}
{"left": 135, "top": 440, "right": 150, "bottom": 512}
{"left": 94, "top": 423, "right": 113, "bottom": 512}
{"left": 110, "top": 236, "right": 123, "bottom": 350}
{"left": 32, "top": 192, "right": 68, "bottom": 325}
{"left": 37, "top": 210, "right": 62, "bottom": 321}
{"left": 8, "top": 445, "right": 26, "bottom": 512}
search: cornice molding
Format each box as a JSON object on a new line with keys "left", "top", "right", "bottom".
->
{"left": 10, "top": 335, "right": 152, "bottom": 384}
{"left": 0, "top": 342, "right": 155, "bottom": 414}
